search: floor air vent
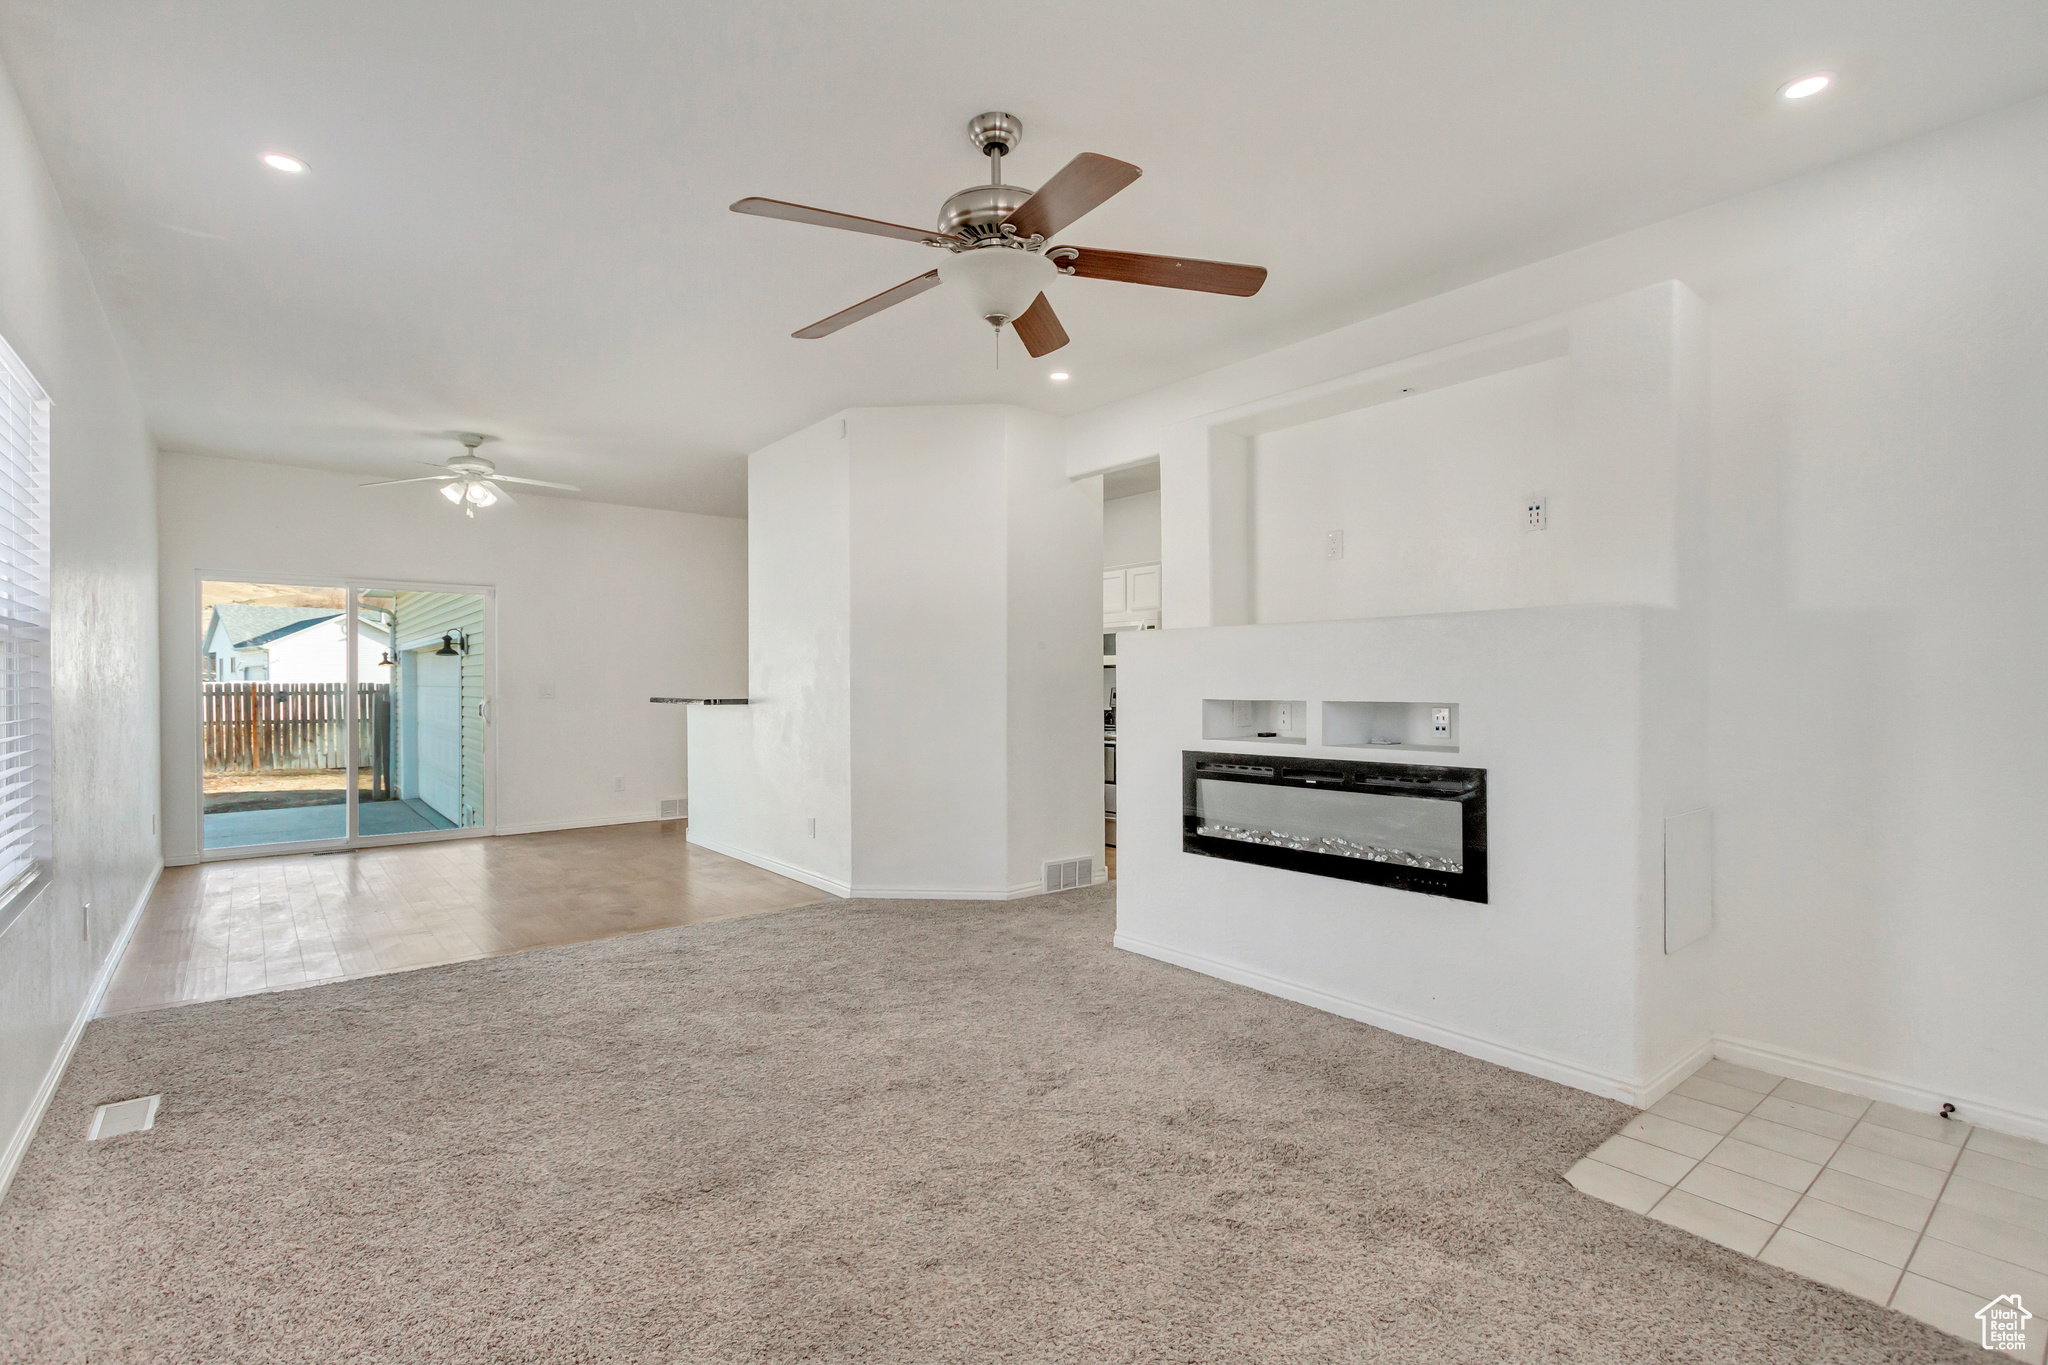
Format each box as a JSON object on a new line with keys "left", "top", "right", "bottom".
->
{"left": 1043, "top": 857, "right": 1092, "bottom": 893}
{"left": 658, "top": 798, "right": 685, "bottom": 820}
{"left": 87, "top": 1095, "right": 161, "bottom": 1140}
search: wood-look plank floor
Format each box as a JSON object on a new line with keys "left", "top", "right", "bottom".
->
{"left": 100, "top": 822, "right": 828, "bottom": 1017}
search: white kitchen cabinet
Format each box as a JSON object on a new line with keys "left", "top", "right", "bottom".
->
{"left": 1103, "top": 562, "right": 1160, "bottom": 621}
{"left": 1127, "top": 562, "right": 1162, "bottom": 611}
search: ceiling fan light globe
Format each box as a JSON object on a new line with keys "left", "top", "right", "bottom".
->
{"left": 441, "top": 481, "right": 465, "bottom": 503}
{"left": 466, "top": 483, "right": 496, "bottom": 507}
{"left": 937, "top": 247, "right": 1056, "bottom": 327}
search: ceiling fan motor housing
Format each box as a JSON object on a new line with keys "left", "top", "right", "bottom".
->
{"left": 937, "top": 183, "right": 1036, "bottom": 241}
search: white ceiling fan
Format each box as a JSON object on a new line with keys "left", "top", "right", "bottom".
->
{"left": 360, "top": 432, "right": 580, "bottom": 517}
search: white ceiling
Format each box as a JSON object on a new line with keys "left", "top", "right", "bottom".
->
{"left": 4, "top": 2, "right": 2046, "bottom": 516}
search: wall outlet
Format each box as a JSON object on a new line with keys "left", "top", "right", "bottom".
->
{"left": 1276, "top": 702, "right": 1292, "bottom": 730}
{"left": 1432, "top": 707, "right": 1451, "bottom": 736}
{"left": 613, "top": 776, "right": 624, "bottom": 792}
{"left": 1231, "top": 700, "right": 1252, "bottom": 726}
{"left": 1325, "top": 529, "right": 1344, "bottom": 560}
{"left": 538, "top": 682, "right": 557, "bottom": 699}
{"left": 1524, "top": 493, "right": 1548, "bottom": 530}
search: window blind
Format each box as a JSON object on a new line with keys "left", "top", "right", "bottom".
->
{"left": 0, "top": 332, "right": 50, "bottom": 925}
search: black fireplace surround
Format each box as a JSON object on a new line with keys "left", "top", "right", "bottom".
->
{"left": 1182, "top": 750, "right": 1488, "bottom": 903}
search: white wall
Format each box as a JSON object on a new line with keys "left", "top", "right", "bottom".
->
{"left": 1074, "top": 95, "right": 2048, "bottom": 1134}
{"left": 848, "top": 407, "right": 1011, "bottom": 894}
{"left": 157, "top": 454, "right": 746, "bottom": 859}
{"left": 0, "top": 54, "right": 161, "bottom": 1197}
{"left": 685, "top": 416, "right": 853, "bottom": 893}
{"left": 1251, "top": 358, "right": 1571, "bottom": 621}
{"left": 1102, "top": 490, "right": 1161, "bottom": 569}
{"left": 1114, "top": 609, "right": 1654, "bottom": 1096}
{"left": 1003, "top": 408, "right": 1104, "bottom": 892}
{"left": 690, "top": 404, "right": 1100, "bottom": 900}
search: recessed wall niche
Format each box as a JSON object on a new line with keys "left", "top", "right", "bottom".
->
{"left": 1202, "top": 698, "right": 1307, "bottom": 745}
{"left": 1323, "top": 701, "right": 1459, "bottom": 753}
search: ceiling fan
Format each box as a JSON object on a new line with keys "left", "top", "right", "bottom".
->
{"left": 359, "top": 433, "right": 580, "bottom": 517}
{"left": 731, "top": 112, "right": 1267, "bottom": 358}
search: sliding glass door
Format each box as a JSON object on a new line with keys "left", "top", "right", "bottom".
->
{"left": 197, "top": 578, "right": 492, "bottom": 857}
{"left": 199, "top": 581, "right": 354, "bottom": 850}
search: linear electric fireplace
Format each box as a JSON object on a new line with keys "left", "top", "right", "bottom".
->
{"left": 1183, "top": 751, "right": 1487, "bottom": 902}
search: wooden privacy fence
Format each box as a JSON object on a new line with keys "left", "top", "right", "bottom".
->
{"left": 201, "top": 682, "right": 393, "bottom": 795}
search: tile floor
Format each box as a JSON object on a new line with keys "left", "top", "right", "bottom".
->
{"left": 101, "top": 821, "right": 828, "bottom": 1016}
{"left": 1569, "top": 1059, "right": 2048, "bottom": 1362}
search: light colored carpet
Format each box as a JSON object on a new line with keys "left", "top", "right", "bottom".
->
{"left": 1, "top": 885, "right": 1976, "bottom": 1362}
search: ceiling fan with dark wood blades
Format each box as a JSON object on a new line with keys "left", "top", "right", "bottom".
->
{"left": 731, "top": 112, "right": 1267, "bottom": 359}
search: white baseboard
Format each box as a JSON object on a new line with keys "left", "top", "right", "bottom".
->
{"left": 1113, "top": 930, "right": 1649, "bottom": 1105}
{"left": 1637, "top": 1036, "right": 1716, "bottom": 1108}
{"left": 0, "top": 859, "right": 161, "bottom": 1208}
{"left": 684, "top": 830, "right": 849, "bottom": 899}
{"left": 1110, "top": 933, "right": 2048, "bottom": 1140}
{"left": 493, "top": 812, "right": 675, "bottom": 837}
{"left": 1713, "top": 1035, "right": 2048, "bottom": 1146}
{"left": 849, "top": 881, "right": 1049, "bottom": 901}
{"left": 684, "top": 836, "right": 1097, "bottom": 904}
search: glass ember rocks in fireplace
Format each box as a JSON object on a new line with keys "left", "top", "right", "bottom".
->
{"left": 1194, "top": 778, "right": 1464, "bottom": 872}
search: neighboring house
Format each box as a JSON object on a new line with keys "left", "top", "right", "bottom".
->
{"left": 202, "top": 605, "right": 392, "bottom": 682}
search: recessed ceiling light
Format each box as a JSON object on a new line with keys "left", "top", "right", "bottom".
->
{"left": 1780, "top": 73, "right": 1832, "bottom": 100}
{"left": 262, "top": 153, "right": 308, "bottom": 174}
{"left": 1048, "top": 371, "right": 1070, "bottom": 381}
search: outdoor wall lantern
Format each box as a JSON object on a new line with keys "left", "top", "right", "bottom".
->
{"left": 435, "top": 633, "right": 463, "bottom": 657}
